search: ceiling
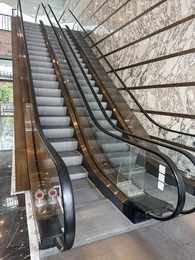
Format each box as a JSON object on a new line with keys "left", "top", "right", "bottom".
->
{"left": 2, "top": 0, "right": 66, "bottom": 20}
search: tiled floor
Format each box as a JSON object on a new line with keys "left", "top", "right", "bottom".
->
{"left": 0, "top": 116, "right": 30, "bottom": 259}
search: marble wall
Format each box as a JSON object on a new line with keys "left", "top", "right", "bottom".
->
{"left": 0, "top": 30, "right": 12, "bottom": 58}
{"left": 62, "top": 0, "right": 195, "bottom": 147}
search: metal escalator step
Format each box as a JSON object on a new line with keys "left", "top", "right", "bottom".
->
{"left": 42, "top": 126, "right": 74, "bottom": 139}
{"left": 25, "top": 34, "right": 43, "bottom": 40}
{"left": 36, "top": 96, "right": 64, "bottom": 106}
{"left": 67, "top": 165, "right": 88, "bottom": 180}
{"left": 37, "top": 106, "right": 67, "bottom": 116}
{"left": 66, "top": 79, "right": 96, "bottom": 88}
{"left": 97, "top": 118, "right": 117, "bottom": 127}
{"left": 60, "top": 66, "right": 88, "bottom": 74}
{"left": 71, "top": 178, "right": 94, "bottom": 191}
{"left": 26, "top": 37, "right": 45, "bottom": 44}
{"left": 77, "top": 109, "right": 112, "bottom": 119}
{"left": 61, "top": 71, "right": 92, "bottom": 81}
{"left": 24, "top": 25, "right": 41, "bottom": 30}
{"left": 58, "top": 150, "right": 83, "bottom": 167}
{"left": 74, "top": 187, "right": 102, "bottom": 206}
{"left": 31, "top": 67, "right": 55, "bottom": 75}
{"left": 30, "top": 60, "right": 53, "bottom": 68}
{"left": 28, "top": 50, "right": 49, "bottom": 57}
{"left": 88, "top": 101, "right": 107, "bottom": 110}
{"left": 64, "top": 57, "right": 84, "bottom": 64}
{"left": 25, "top": 31, "right": 42, "bottom": 37}
{"left": 27, "top": 45, "right": 47, "bottom": 52}
{"left": 32, "top": 73, "right": 56, "bottom": 81}
{"left": 88, "top": 139, "right": 129, "bottom": 153}
{"left": 95, "top": 128, "right": 123, "bottom": 138}
{"left": 105, "top": 151, "right": 138, "bottom": 166}
{"left": 24, "top": 25, "right": 41, "bottom": 32}
{"left": 49, "top": 137, "right": 78, "bottom": 152}
{"left": 92, "top": 110, "right": 112, "bottom": 118}
{"left": 58, "top": 59, "right": 86, "bottom": 68}
{"left": 27, "top": 42, "right": 48, "bottom": 49}
{"left": 83, "top": 127, "right": 122, "bottom": 139}
{"left": 35, "top": 87, "right": 61, "bottom": 97}
{"left": 29, "top": 55, "right": 50, "bottom": 63}
{"left": 33, "top": 80, "right": 59, "bottom": 89}
{"left": 77, "top": 116, "right": 117, "bottom": 126}
{"left": 71, "top": 93, "right": 103, "bottom": 101}
{"left": 73, "top": 199, "right": 131, "bottom": 248}
{"left": 68, "top": 85, "right": 99, "bottom": 94}
{"left": 39, "top": 116, "right": 70, "bottom": 126}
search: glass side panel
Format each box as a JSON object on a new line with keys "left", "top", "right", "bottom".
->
{"left": 117, "top": 146, "right": 146, "bottom": 197}
{"left": 25, "top": 103, "right": 64, "bottom": 237}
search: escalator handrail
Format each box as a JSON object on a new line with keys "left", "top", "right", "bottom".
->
{"left": 17, "top": 0, "right": 75, "bottom": 251}
{"left": 42, "top": 4, "right": 185, "bottom": 221}
{"left": 65, "top": 25, "right": 195, "bottom": 215}
{"left": 51, "top": 5, "right": 194, "bottom": 215}
{"left": 67, "top": 9, "right": 195, "bottom": 139}
{"left": 35, "top": 3, "right": 41, "bottom": 23}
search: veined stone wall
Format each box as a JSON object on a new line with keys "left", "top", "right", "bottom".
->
{"left": 61, "top": 0, "right": 195, "bottom": 148}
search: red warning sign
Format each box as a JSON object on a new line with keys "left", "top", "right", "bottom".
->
{"left": 48, "top": 188, "right": 57, "bottom": 198}
{"left": 35, "top": 190, "right": 44, "bottom": 200}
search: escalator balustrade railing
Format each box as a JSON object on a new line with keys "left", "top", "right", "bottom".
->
{"left": 16, "top": 0, "right": 75, "bottom": 251}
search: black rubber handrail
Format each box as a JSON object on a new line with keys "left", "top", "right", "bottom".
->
{"left": 35, "top": 3, "right": 41, "bottom": 23}
{"left": 52, "top": 6, "right": 194, "bottom": 214}
{"left": 67, "top": 9, "right": 195, "bottom": 139}
{"left": 17, "top": 0, "right": 75, "bottom": 251}
{"left": 42, "top": 4, "right": 186, "bottom": 221}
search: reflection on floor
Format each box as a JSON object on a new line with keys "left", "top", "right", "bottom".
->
{"left": 0, "top": 116, "right": 30, "bottom": 259}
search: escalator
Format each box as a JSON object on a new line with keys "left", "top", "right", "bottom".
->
{"left": 13, "top": 0, "right": 190, "bottom": 252}
{"left": 23, "top": 20, "right": 133, "bottom": 250}
{"left": 40, "top": 4, "right": 195, "bottom": 214}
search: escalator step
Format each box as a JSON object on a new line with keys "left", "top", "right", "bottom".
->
{"left": 38, "top": 106, "right": 67, "bottom": 116}
{"left": 36, "top": 96, "right": 64, "bottom": 106}
{"left": 58, "top": 150, "right": 83, "bottom": 167}
{"left": 33, "top": 80, "right": 59, "bottom": 89}
{"left": 39, "top": 116, "right": 70, "bottom": 126}
{"left": 31, "top": 66, "right": 55, "bottom": 75}
{"left": 49, "top": 137, "right": 78, "bottom": 152}
{"left": 35, "top": 87, "right": 61, "bottom": 97}
{"left": 32, "top": 73, "right": 56, "bottom": 81}
{"left": 42, "top": 126, "right": 74, "bottom": 139}
{"left": 67, "top": 165, "right": 88, "bottom": 180}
